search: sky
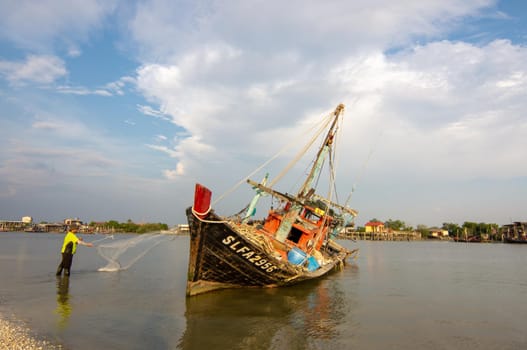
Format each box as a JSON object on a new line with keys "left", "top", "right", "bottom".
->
{"left": 1, "top": 0, "right": 526, "bottom": 228}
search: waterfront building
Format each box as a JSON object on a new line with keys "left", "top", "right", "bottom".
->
{"left": 64, "top": 218, "right": 83, "bottom": 227}
{"left": 501, "top": 222, "right": 527, "bottom": 243}
{"left": 365, "top": 221, "right": 385, "bottom": 233}
{"left": 0, "top": 216, "right": 33, "bottom": 231}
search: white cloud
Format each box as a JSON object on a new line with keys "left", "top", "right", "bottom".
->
{"left": 147, "top": 144, "right": 179, "bottom": 158}
{"left": 55, "top": 76, "right": 134, "bottom": 96}
{"left": 137, "top": 104, "right": 171, "bottom": 121}
{"left": 0, "top": 55, "right": 67, "bottom": 85}
{"left": 0, "top": 0, "right": 118, "bottom": 51}
{"left": 163, "top": 163, "right": 185, "bottom": 179}
{"left": 31, "top": 113, "right": 97, "bottom": 140}
{"left": 128, "top": 1, "right": 507, "bottom": 186}
{"left": 107, "top": 76, "right": 136, "bottom": 95}
{"left": 332, "top": 39, "right": 527, "bottom": 183}
{"left": 67, "top": 46, "right": 82, "bottom": 57}
{"left": 56, "top": 85, "right": 113, "bottom": 96}
{"left": 496, "top": 72, "right": 525, "bottom": 88}
{"left": 128, "top": 0, "right": 496, "bottom": 61}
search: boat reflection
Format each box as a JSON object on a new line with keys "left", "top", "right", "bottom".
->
{"left": 55, "top": 276, "right": 72, "bottom": 330}
{"left": 177, "top": 271, "right": 354, "bottom": 349}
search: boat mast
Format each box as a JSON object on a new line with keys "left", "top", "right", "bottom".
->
{"left": 298, "top": 104, "right": 344, "bottom": 198}
{"left": 274, "top": 104, "right": 345, "bottom": 242}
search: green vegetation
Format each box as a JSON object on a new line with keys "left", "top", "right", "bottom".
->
{"left": 441, "top": 221, "right": 500, "bottom": 240}
{"left": 356, "top": 218, "right": 501, "bottom": 240}
{"left": 88, "top": 219, "right": 168, "bottom": 234}
{"left": 385, "top": 219, "right": 413, "bottom": 231}
{"left": 416, "top": 224, "right": 430, "bottom": 238}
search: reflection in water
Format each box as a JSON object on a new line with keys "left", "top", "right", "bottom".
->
{"left": 177, "top": 270, "right": 355, "bottom": 350}
{"left": 303, "top": 281, "right": 346, "bottom": 339}
{"left": 55, "top": 276, "right": 71, "bottom": 330}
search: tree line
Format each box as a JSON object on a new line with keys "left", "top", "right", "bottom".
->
{"left": 88, "top": 220, "right": 168, "bottom": 234}
{"left": 357, "top": 219, "right": 501, "bottom": 239}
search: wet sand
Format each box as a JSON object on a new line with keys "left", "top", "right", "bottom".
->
{"left": 0, "top": 313, "right": 60, "bottom": 350}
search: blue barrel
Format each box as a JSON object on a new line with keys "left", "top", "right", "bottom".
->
{"left": 307, "top": 256, "right": 320, "bottom": 271}
{"left": 287, "top": 247, "right": 307, "bottom": 265}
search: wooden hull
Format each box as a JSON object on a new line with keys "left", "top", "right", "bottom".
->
{"left": 504, "top": 237, "right": 527, "bottom": 244}
{"left": 185, "top": 207, "right": 351, "bottom": 296}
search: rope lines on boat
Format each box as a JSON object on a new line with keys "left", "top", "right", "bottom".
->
{"left": 228, "top": 204, "right": 251, "bottom": 220}
{"left": 191, "top": 206, "right": 228, "bottom": 224}
{"left": 329, "top": 114, "right": 343, "bottom": 204}
{"left": 268, "top": 113, "right": 333, "bottom": 188}
{"left": 191, "top": 205, "right": 211, "bottom": 217}
{"left": 303, "top": 114, "right": 346, "bottom": 254}
{"left": 211, "top": 111, "right": 334, "bottom": 206}
{"left": 310, "top": 135, "right": 336, "bottom": 252}
{"left": 346, "top": 128, "right": 382, "bottom": 206}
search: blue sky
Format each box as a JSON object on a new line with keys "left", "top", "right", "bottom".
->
{"left": 1, "top": 0, "right": 526, "bottom": 228}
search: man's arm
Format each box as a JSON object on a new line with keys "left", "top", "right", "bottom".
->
{"left": 78, "top": 238, "right": 94, "bottom": 247}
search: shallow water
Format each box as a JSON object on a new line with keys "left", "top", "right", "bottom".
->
{"left": 1, "top": 233, "right": 526, "bottom": 349}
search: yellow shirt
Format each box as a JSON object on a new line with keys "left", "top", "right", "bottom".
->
{"left": 61, "top": 232, "right": 80, "bottom": 254}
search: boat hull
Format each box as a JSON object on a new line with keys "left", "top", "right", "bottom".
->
{"left": 185, "top": 207, "right": 350, "bottom": 296}
{"left": 504, "top": 237, "right": 527, "bottom": 244}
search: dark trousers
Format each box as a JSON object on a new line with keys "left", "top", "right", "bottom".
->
{"left": 56, "top": 253, "right": 74, "bottom": 276}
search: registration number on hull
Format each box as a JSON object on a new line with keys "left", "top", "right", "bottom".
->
{"left": 222, "top": 235, "right": 278, "bottom": 273}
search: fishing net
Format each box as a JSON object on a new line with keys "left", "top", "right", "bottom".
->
{"left": 95, "top": 233, "right": 169, "bottom": 272}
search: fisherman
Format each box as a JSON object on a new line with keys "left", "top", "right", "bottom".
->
{"left": 56, "top": 226, "right": 93, "bottom": 276}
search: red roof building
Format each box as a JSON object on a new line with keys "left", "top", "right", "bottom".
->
{"left": 365, "top": 221, "right": 385, "bottom": 233}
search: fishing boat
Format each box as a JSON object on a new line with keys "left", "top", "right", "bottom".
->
{"left": 185, "top": 104, "right": 359, "bottom": 296}
{"left": 452, "top": 235, "right": 483, "bottom": 243}
{"left": 504, "top": 237, "right": 527, "bottom": 244}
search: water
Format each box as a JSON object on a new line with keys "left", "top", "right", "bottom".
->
{"left": 1, "top": 233, "right": 526, "bottom": 349}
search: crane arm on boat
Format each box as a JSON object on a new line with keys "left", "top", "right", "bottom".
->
{"left": 243, "top": 173, "right": 269, "bottom": 223}
{"left": 246, "top": 179, "right": 302, "bottom": 206}
{"left": 311, "top": 194, "right": 358, "bottom": 217}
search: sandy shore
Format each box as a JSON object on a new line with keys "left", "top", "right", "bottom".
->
{"left": 0, "top": 313, "right": 60, "bottom": 350}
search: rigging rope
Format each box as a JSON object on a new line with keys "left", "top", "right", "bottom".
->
{"left": 346, "top": 128, "right": 382, "bottom": 206}
{"left": 191, "top": 207, "right": 228, "bottom": 223}
{"left": 306, "top": 111, "right": 347, "bottom": 252}
{"left": 312, "top": 119, "right": 340, "bottom": 250}
{"left": 212, "top": 111, "right": 334, "bottom": 206}
{"left": 268, "top": 113, "right": 333, "bottom": 188}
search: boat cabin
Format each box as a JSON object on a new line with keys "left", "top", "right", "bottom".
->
{"left": 261, "top": 202, "right": 333, "bottom": 252}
